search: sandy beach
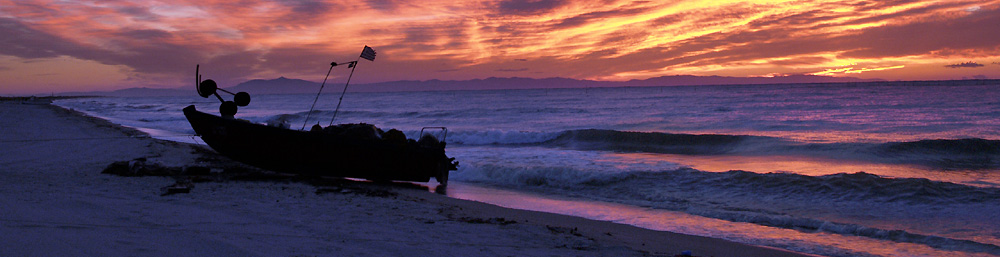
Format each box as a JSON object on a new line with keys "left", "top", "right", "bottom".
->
{"left": 0, "top": 102, "right": 811, "bottom": 257}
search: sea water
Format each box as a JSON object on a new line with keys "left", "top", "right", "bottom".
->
{"left": 56, "top": 82, "right": 1000, "bottom": 256}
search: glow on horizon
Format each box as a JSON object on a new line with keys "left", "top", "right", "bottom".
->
{"left": 1, "top": 0, "right": 999, "bottom": 94}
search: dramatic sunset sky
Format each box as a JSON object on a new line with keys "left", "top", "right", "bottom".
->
{"left": 1, "top": 0, "right": 999, "bottom": 94}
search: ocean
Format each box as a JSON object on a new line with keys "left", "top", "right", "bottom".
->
{"left": 56, "top": 82, "right": 1000, "bottom": 256}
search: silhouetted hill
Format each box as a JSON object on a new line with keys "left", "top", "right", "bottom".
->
{"left": 623, "top": 75, "right": 878, "bottom": 87}
{"left": 356, "top": 75, "right": 879, "bottom": 92}
{"left": 359, "top": 77, "right": 614, "bottom": 92}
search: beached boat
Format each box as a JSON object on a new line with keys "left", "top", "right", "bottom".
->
{"left": 184, "top": 46, "right": 456, "bottom": 184}
{"left": 183, "top": 105, "right": 456, "bottom": 184}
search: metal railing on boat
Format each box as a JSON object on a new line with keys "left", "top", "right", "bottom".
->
{"left": 419, "top": 127, "right": 448, "bottom": 142}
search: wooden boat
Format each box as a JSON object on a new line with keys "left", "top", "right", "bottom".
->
{"left": 183, "top": 105, "right": 455, "bottom": 184}
{"left": 185, "top": 47, "right": 456, "bottom": 184}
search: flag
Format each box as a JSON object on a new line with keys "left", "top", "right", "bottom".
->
{"left": 360, "top": 45, "right": 376, "bottom": 61}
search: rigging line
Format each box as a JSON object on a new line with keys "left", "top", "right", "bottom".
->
{"left": 301, "top": 63, "right": 337, "bottom": 131}
{"left": 329, "top": 58, "right": 361, "bottom": 126}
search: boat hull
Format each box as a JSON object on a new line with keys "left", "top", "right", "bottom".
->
{"left": 183, "top": 105, "right": 453, "bottom": 183}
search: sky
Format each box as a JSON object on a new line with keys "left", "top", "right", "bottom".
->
{"left": 1, "top": 0, "right": 999, "bottom": 94}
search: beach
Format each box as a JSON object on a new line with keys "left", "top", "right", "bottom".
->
{"left": 0, "top": 102, "right": 811, "bottom": 256}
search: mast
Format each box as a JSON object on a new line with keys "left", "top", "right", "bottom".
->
{"left": 329, "top": 45, "right": 376, "bottom": 126}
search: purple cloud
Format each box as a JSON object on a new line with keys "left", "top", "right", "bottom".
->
{"left": 496, "top": 0, "right": 568, "bottom": 16}
{"left": 945, "top": 61, "right": 985, "bottom": 68}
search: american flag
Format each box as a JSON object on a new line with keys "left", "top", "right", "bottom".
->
{"left": 360, "top": 46, "right": 376, "bottom": 61}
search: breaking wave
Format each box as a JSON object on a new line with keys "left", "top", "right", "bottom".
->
{"left": 439, "top": 129, "right": 1000, "bottom": 170}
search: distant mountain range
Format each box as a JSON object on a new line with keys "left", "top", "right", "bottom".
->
{"left": 57, "top": 75, "right": 999, "bottom": 97}
{"left": 359, "top": 74, "right": 882, "bottom": 92}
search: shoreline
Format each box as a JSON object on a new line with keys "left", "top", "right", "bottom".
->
{"left": 0, "top": 102, "right": 812, "bottom": 257}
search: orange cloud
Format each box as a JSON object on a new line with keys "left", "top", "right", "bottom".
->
{"left": 1, "top": 0, "right": 999, "bottom": 93}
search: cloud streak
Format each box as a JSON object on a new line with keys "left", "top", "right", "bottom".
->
{"left": 0, "top": 0, "right": 999, "bottom": 93}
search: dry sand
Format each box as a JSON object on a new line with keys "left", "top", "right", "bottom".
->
{"left": 0, "top": 102, "right": 812, "bottom": 257}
